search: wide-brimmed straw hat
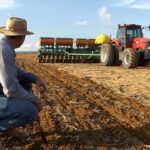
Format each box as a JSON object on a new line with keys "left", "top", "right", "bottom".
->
{"left": 0, "top": 17, "right": 34, "bottom": 36}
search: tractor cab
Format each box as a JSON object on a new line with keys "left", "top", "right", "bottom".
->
{"left": 116, "top": 24, "right": 143, "bottom": 48}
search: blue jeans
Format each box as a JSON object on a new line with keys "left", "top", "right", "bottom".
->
{"left": 0, "top": 82, "right": 38, "bottom": 132}
{"left": 19, "top": 81, "right": 32, "bottom": 93}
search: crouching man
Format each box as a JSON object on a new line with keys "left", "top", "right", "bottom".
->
{"left": 0, "top": 17, "right": 46, "bottom": 135}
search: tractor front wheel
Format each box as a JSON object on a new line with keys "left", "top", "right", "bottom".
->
{"left": 100, "top": 43, "right": 114, "bottom": 66}
{"left": 122, "top": 48, "right": 138, "bottom": 68}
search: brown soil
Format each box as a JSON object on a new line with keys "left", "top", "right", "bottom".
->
{"left": 1, "top": 53, "right": 150, "bottom": 150}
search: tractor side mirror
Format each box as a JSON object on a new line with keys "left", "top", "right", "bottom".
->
{"left": 149, "top": 25, "right": 150, "bottom": 30}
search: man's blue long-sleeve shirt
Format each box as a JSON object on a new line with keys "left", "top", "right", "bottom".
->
{"left": 0, "top": 35, "right": 37, "bottom": 105}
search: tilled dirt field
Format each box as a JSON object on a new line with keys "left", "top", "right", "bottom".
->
{"left": 0, "top": 53, "right": 150, "bottom": 150}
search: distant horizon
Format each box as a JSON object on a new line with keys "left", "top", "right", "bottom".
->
{"left": 16, "top": 50, "right": 37, "bottom": 53}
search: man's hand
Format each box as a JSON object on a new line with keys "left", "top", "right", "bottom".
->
{"left": 36, "top": 98, "right": 43, "bottom": 112}
{"left": 35, "top": 76, "right": 47, "bottom": 92}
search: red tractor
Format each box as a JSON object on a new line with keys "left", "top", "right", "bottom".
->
{"left": 100, "top": 24, "right": 150, "bottom": 68}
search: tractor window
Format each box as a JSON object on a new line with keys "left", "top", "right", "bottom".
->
{"left": 136, "top": 28, "right": 143, "bottom": 37}
{"left": 126, "top": 28, "right": 142, "bottom": 39}
{"left": 117, "top": 28, "right": 125, "bottom": 39}
{"left": 116, "top": 28, "right": 125, "bottom": 45}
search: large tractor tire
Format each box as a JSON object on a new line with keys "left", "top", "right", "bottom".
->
{"left": 100, "top": 43, "right": 114, "bottom": 66}
{"left": 122, "top": 48, "right": 138, "bottom": 68}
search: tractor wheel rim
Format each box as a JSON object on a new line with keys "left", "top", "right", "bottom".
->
{"left": 124, "top": 53, "right": 130, "bottom": 65}
{"left": 101, "top": 49, "right": 107, "bottom": 62}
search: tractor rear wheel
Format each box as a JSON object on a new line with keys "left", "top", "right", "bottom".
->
{"left": 100, "top": 43, "right": 114, "bottom": 66}
{"left": 122, "top": 48, "right": 138, "bottom": 68}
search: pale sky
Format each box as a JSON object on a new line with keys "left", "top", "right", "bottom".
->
{"left": 0, "top": 0, "right": 150, "bottom": 51}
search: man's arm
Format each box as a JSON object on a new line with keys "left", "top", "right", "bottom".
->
{"left": 17, "top": 67, "right": 36, "bottom": 83}
{"left": 17, "top": 67, "right": 47, "bottom": 92}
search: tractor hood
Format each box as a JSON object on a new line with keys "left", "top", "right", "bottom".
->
{"left": 132, "top": 37, "right": 150, "bottom": 44}
{"left": 132, "top": 37, "right": 150, "bottom": 51}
